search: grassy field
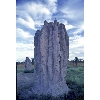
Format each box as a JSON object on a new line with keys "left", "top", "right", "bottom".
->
{"left": 68, "top": 61, "right": 84, "bottom": 67}
{"left": 17, "top": 63, "right": 34, "bottom": 72}
{"left": 65, "top": 66, "right": 84, "bottom": 100}
{"left": 17, "top": 64, "right": 84, "bottom": 100}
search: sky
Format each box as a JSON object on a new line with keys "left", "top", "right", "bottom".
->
{"left": 16, "top": 0, "right": 84, "bottom": 62}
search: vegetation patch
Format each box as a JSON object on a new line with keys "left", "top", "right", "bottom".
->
{"left": 65, "top": 66, "right": 84, "bottom": 100}
{"left": 17, "top": 65, "right": 84, "bottom": 100}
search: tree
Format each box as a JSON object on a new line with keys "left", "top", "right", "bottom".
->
{"left": 31, "top": 58, "right": 34, "bottom": 65}
{"left": 74, "top": 57, "right": 78, "bottom": 66}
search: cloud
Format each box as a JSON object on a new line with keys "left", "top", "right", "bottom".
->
{"left": 69, "top": 35, "right": 84, "bottom": 49}
{"left": 16, "top": 50, "right": 34, "bottom": 62}
{"left": 69, "top": 53, "right": 84, "bottom": 60}
{"left": 16, "top": 42, "right": 34, "bottom": 62}
{"left": 16, "top": 1, "right": 57, "bottom": 62}
{"left": 69, "top": 35, "right": 84, "bottom": 60}
{"left": 69, "top": 46, "right": 84, "bottom": 60}
{"left": 74, "top": 52, "right": 80, "bottom": 54}
{"left": 57, "top": 19, "right": 76, "bottom": 30}
{"left": 44, "top": 0, "right": 58, "bottom": 13}
{"left": 27, "top": 3, "right": 51, "bottom": 18}
{"left": 16, "top": 0, "right": 84, "bottom": 61}
{"left": 17, "top": 16, "right": 36, "bottom": 30}
{"left": 16, "top": 3, "right": 51, "bottom": 31}
{"left": 16, "top": 28, "right": 34, "bottom": 39}
{"left": 16, "top": 0, "right": 58, "bottom": 30}
{"left": 16, "top": 2, "right": 53, "bottom": 20}
{"left": 16, "top": 28, "right": 34, "bottom": 45}
{"left": 61, "top": 8, "right": 83, "bottom": 21}
{"left": 59, "top": 0, "right": 84, "bottom": 20}
{"left": 16, "top": 42, "right": 34, "bottom": 51}
{"left": 61, "top": 21, "right": 76, "bottom": 30}
{"left": 73, "top": 23, "right": 84, "bottom": 35}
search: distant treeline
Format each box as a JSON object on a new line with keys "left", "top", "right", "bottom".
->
{"left": 16, "top": 57, "right": 84, "bottom": 67}
{"left": 68, "top": 58, "right": 84, "bottom": 67}
{"left": 68, "top": 59, "right": 84, "bottom": 63}
{"left": 16, "top": 58, "right": 34, "bottom": 67}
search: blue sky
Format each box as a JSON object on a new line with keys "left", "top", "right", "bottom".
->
{"left": 16, "top": 0, "right": 84, "bottom": 62}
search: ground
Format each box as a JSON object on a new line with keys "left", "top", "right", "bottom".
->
{"left": 17, "top": 63, "right": 84, "bottom": 100}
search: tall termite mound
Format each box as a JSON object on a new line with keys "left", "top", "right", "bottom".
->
{"left": 32, "top": 19, "right": 69, "bottom": 97}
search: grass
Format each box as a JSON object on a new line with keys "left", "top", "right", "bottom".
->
{"left": 17, "top": 64, "right": 34, "bottom": 73}
{"left": 68, "top": 61, "right": 84, "bottom": 67}
{"left": 65, "top": 66, "right": 84, "bottom": 100}
{"left": 66, "top": 66, "right": 84, "bottom": 85}
{"left": 17, "top": 64, "right": 84, "bottom": 100}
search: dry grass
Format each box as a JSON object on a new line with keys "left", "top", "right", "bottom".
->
{"left": 68, "top": 61, "right": 84, "bottom": 67}
{"left": 17, "top": 63, "right": 34, "bottom": 68}
{"left": 17, "top": 63, "right": 34, "bottom": 73}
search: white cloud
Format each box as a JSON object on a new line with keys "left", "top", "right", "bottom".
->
{"left": 69, "top": 35, "right": 84, "bottom": 49}
{"left": 69, "top": 35, "right": 84, "bottom": 60}
{"left": 27, "top": 3, "right": 51, "bottom": 18}
{"left": 16, "top": 0, "right": 58, "bottom": 29}
{"left": 16, "top": 28, "right": 34, "bottom": 39}
{"left": 16, "top": 43, "right": 34, "bottom": 50}
{"left": 45, "top": 0, "right": 57, "bottom": 4}
{"left": 16, "top": 51, "right": 34, "bottom": 62}
{"left": 58, "top": 19, "right": 76, "bottom": 30}
{"left": 16, "top": 2, "right": 56, "bottom": 30}
{"left": 16, "top": 0, "right": 84, "bottom": 61}
{"left": 69, "top": 49, "right": 84, "bottom": 61}
{"left": 17, "top": 16, "right": 36, "bottom": 30}
{"left": 74, "top": 52, "right": 80, "bottom": 54}
{"left": 73, "top": 23, "right": 84, "bottom": 35}
{"left": 16, "top": 43, "right": 34, "bottom": 62}
{"left": 81, "top": 24, "right": 84, "bottom": 30}
{"left": 61, "top": 8, "right": 83, "bottom": 20}
{"left": 44, "top": 0, "right": 58, "bottom": 14}
{"left": 65, "top": 24, "right": 75, "bottom": 30}
{"left": 16, "top": 1, "right": 57, "bottom": 61}
{"left": 60, "top": 0, "right": 84, "bottom": 21}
